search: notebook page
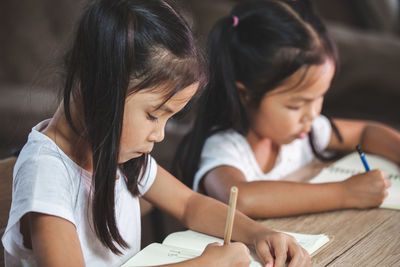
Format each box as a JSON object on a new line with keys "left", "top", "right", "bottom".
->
{"left": 283, "top": 232, "right": 330, "bottom": 255}
{"left": 120, "top": 243, "right": 201, "bottom": 267}
{"left": 164, "top": 230, "right": 330, "bottom": 260}
{"left": 162, "top": 229, "right": 222, "bottom": 251}
{"left": 310, "top": 152, "right": 400, "bottom": 209}
{"left": 163, "top": 230, "right": 262, "bottom": 267}
{"left": 121, "top": 230, "right": 331, "bottom": 266}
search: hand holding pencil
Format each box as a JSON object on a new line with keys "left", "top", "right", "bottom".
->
{"left": 200, "top": 186, "right": 253, "bottom": 266}
{"left": 200, "top": 184, "right": 311, "bottom": 266}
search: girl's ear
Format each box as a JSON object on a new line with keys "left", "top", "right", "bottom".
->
{"left": 235, "top": 81, "right": 251, "bottom": 106}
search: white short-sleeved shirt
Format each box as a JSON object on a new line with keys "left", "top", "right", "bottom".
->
{"left": 2, "top": 120, "right": 157, "bottom": 267}
{"left": 193, "top": 115, "right": 332, "bottom": 191}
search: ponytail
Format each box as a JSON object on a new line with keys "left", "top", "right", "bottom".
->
{"left": 174, "top": 0, "right": 340, "bottom": 187}
{"left": 173, "top": 16, "right": 249, "bottom": 188}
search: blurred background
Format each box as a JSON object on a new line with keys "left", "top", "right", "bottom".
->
{"left": 0, "top": 0, "right": 399, "bottom": 257}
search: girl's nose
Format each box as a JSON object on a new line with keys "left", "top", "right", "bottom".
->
{"left": 302, "top": 102, "right": 320, "bottom": 122}
{"left": 148, "top": 125, "right": 165, "bottom": 143}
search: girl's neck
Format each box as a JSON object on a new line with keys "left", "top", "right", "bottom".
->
{"left": 245, "top": 130, "right": 280, "bottom": 174}
{"left": 43, "top": 103, "right": 93, "bottom": 173}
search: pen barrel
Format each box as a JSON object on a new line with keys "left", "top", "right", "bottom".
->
{"left": 360, "top": 155, "right": 370, "bottom": 171}
{"left": 224, "top": 186, "right": 238, "bottom": 245}
{"left": 356, "top": 145, "right": 370, "bottom": 171}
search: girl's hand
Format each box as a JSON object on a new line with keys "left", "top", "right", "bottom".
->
{"left": 199, "top": 242, "right": 251, "bottom": 267}
{"left": 342, "top": 170, "right": 392, "bottom": 208}
{"left": 254, "top": 231, "right": 310, "bottom": 267}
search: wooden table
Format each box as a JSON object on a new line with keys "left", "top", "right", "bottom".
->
{"left": 260, "top": 159, "right": 400, "bottom": 266}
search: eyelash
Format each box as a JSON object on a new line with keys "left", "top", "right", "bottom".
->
{"left": 287, "top": 106, "right": 301, "bottom": 110}
{"left": 147, "top": 113, "right": 158, "bottom": 122}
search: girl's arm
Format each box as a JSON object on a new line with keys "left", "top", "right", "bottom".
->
{"left": 203, "top": 165, "right": 389, "bottom": 218}
{"left": 143, "top": 165, "right": 310, "bottom": 267}
{"left": 202, "top": 119, "right": 397, "bottom": 218}
{"left": 202, "top": 165, "right": 379, "bottom": 218}
{"left": 327, "top": 118, "right": 400, "bottom": 164}
{"left": 23, "top": 212, "right": 85, "bottom": 267}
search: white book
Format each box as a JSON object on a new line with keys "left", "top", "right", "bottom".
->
{"left": 121, "top": 230, "right": 330, "bottom": 267}
{"left": 310, "top": 152, "right": 400, "bottom": 210}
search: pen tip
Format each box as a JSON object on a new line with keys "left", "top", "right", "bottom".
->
{"left": 356, "top": 145, "right": 362, "bottom": 154}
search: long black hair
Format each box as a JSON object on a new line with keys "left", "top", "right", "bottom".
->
{"left": 174, "top": 0, "right": 342, "bottom": 189}
{"left": 63, "top": 0, "right": 205, "bottom": 254}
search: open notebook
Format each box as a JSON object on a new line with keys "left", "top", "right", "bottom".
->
{"left": 121, "top": 230, "right": 330, "bottom": 267}
{"left": 310, "top": 152, "right": 400, "bottom": 210}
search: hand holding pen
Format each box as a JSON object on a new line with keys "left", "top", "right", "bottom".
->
{"left": 342, "top": 145, "right": 391, "bottom": 208}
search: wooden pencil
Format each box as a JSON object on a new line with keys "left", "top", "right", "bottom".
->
{"left": 223, "top": 186, "right": 238, "bottom": 245}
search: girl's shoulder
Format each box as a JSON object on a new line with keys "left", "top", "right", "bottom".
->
{"left": 202, "top": 129, "right": 251, "bottom": 158}
{"left": 310, "top": 115, "right": 332, "bottom": 150}
{"left": 205, "top": 129, "right": 245, "bottom": 147}
{"left": 312, "top": 115, "right": 331, "bottom": 132}
{"left": 14, "top": 120, "right": 87, "bottom": 188}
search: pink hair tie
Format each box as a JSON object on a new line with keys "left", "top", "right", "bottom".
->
{"left": 232, "top": 15, "right": 239, "bottom": 27}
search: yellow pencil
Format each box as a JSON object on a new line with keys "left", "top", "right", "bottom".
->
{"left": 223, "top": 186, "right": 238, "bottom": 245}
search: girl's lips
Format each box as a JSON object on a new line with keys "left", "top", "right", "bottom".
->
{"left": 297, "top": 132, "right": 308, "bottom": 139}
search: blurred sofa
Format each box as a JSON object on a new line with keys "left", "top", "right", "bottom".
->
{"left": 0, "top": 0, "right": 399, "bottom": 250}
{"left": 1, "top": 0, "right": 400, "bottom": 159}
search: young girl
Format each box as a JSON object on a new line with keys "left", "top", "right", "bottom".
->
{"left": 1, "top": 0, "right": 310, "bottom": 266}
{"left": 175, "top": 0, "right": 400, "bottom": 218}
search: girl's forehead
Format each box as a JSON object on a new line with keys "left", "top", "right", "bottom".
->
{"left": 127, "top": 82, "right": 199, "bottom": 107}
{"left": 269, "top": 60, "right": 335, "bottom": 98}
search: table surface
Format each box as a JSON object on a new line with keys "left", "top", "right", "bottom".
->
{"left": 260, "top": 159, "right": 400, "bottom": 267}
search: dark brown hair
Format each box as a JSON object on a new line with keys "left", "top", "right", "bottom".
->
{"left": 174, "top": 0, "right": 340, "bottom": 188}
{"left": 63, "top": 0, "right": 205, "bottom": 254}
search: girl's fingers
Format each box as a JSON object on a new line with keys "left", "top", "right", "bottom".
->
{"left": 255, "top": 240, "right": 274, "bottom": 267}
{"left": 384, "top": 177, "right": 392, "bottom": 188}
{"left": 287, "top": 246, "right": 310, "bottom": 267}
{"left": 272, "top": 241, "right": 287, "bottom": 267}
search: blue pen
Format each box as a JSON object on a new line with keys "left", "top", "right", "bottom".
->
{"left": 356, "top": 145, "right": 370, "bottom": 171}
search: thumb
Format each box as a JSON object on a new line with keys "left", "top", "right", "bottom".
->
{"left": 206, "top": 242, "right": 222, "bottom": 248}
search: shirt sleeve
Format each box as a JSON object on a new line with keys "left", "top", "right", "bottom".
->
{"left": 193, "top": 132, "right": 248, "bottom": 191}
{"left": 312, "top": 115, "right": 332, "bottom": 151}
{"left": 137, "top": 155, "right": 157, "bottom": 195}
{"left": 3, "top": 154, "right": 78, "bottom": 259}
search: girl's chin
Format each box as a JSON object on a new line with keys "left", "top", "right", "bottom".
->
{"left": 279, "top": 135, "right": 300, "bottom": 144}
{"left": 118, "top": 152, "right": 143, "bottom": 163}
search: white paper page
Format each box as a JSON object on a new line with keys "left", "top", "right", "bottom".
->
{"left": 283, "top": 231, "right": 330, "bottom": 255}
{"left": 120, "top": 243, "right": 201, "bottom": 267}
{"left": 162, "top": 229, "right": 222, "bottom": 251}
{"left": 163, "top": 230, "right": 262, "bottom": 267}
{"left": 121, "top": 230, "right": 330, "bottom": 266}
{"left": 310, "top": 152, "right": 400, "bottom": 209}
{"left": 163, "top": 230, "right": 330, "bottom": 263}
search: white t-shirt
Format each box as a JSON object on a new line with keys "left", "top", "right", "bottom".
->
{"left": 193, "top": 115, "right": 332, "bottom": 191}
{"left": 2, "top": 120, "right": 157, "bottom": 267}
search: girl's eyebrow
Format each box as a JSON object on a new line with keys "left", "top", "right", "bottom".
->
{"left": 152, "top": 104, "right": 174, "bottom": 114}
{"left": 289, "top": 91, "right": 327, "bottom": 102}
{"left": 289, "top": 96, "right": 314, "bottom": 102}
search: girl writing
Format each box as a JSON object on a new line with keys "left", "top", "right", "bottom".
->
{"left": 2, "top": 0, "right": 309, "bottom": 266}
{"left": 175, "top": 0, "right": 400, "bottom": 218}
